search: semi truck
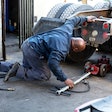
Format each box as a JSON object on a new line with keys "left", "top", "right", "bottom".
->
{"left": 33, "top": 2, "right": 112, "bottom": 62}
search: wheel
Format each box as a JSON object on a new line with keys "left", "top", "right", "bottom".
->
{"left": 98, "top": 38, "right": 112, "bottom": 53}
{"left": 94, "top": 1, "right": 110, "bottom": 9}
{"left": 99, "top": 64, "right": 107, "bottom": 77}
{"left": 66, "top": 45, "right": 96, "bottom": 62}
{"left": 47, "top": 3, "right": 73, "bottom": 18}
{"left": 60, "top": 4, "right": 93, "bottom": 20}
{"left": 47, "top": 3, "right": 93, "bottom": 20}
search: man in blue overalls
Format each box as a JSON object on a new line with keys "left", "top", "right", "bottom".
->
{"left": 4, "top": 15, "right": 96, "bottom": 88}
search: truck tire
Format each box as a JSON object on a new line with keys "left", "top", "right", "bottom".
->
{"left": 60, "top": 4, "right": 93, "bottom": 20}
{"left": 47, "top": 3, "right": 93, "bottom": 20}
{"left": 47, "top": 3, "right": 73, "bottom": 18}
{"left": 66, "top": 45, "right": 96, "bottom": 62}
{"left": 94, "top": 1, "right": 110, "bottom": 9}
{"left": 98, "top": 38, "right": 112, "bottom": 53}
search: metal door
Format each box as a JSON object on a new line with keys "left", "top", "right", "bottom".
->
{"left": 0, "top": 0, "right": 6, "bottom": 60}
{"left": 19, "top": 0, "right": 34, "bottom": 48}
{"left": 0, "top": 0, "right": 3, "bottom": 60}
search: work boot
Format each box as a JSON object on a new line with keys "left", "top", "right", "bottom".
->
{"left": 4, "top": 62, "right": 20, "bottom": 82}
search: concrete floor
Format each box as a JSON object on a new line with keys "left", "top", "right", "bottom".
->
{"left": 1, "top": 37, "right": 112, "bottom": 112}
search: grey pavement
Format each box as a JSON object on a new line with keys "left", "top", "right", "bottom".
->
{"left": 0, "top": 36, "right": 112, "bottom": 112}
{"left": 5, "top": 33, "right": 22, "bottom": 63}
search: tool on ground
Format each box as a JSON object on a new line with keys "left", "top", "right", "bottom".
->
{"left": 0, "top": 87, "right": 15, "bottom": 91}
{"left": 84, "top": 55, "right": 111, "bottom": 77}
{"left": 50, "top": 79, "right": 90, "bottom": 96}
{"left": 56, "top": 72, "right": 91, "bottom": 95}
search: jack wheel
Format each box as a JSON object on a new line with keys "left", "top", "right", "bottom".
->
{"left": 100, "top": 64, "right": 107, "bottom": 77}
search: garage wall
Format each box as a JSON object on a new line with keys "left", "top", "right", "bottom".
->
{"left": 0, "top": 0, "right": 2, "bottom": 59}
{"left": 34, "top": 0, "right": 64, "bottom": 21}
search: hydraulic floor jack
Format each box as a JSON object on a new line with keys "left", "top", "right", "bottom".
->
{"left": 84, "top": 55, "right": 111, "bottom": 77}
{"left": 51, "top": 55, "right": 111, "bottom": 96}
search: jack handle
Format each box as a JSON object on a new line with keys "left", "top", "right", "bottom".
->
{"left": 56, "top": 72, "right": 91, "bottom": 95}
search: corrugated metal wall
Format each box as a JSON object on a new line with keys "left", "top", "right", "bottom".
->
{"left": 19, "top": 0, "right": 34, "bottom": 47}
{"left": 0, "top": 0, "right": 6, "bottom": 60}
{"left": 0, "top": 0, "right": 2, "bottom": 59}
{"left": 0, "top": 0, "right": 34, "bottom": 60}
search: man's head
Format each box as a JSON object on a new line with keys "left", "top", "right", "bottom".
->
{"left": 71, "top": 37, "right": 86, "bottom": 52}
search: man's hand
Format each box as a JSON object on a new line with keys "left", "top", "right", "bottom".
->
{"left": 64, "top": 78, "right": 74, "bottom": 88}
{"left": 87, "top": 16, "right": 97, "bottom": 22}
